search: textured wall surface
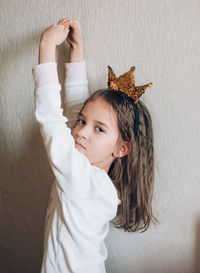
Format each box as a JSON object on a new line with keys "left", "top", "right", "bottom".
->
{"left": 1, "top": 1, "right": 200, "bottom": 272}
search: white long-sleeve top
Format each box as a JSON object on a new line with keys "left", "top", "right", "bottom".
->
{"left": 32, "top": 61, "right": 121, "bottom": 273}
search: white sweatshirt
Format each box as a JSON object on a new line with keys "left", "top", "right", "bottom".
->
{"left": 32, "top": 61, "right": 121, "bottom": 273}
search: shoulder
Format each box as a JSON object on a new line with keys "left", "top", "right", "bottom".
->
{"left": 92, "top": 166, "right": 121, "bottom": 205}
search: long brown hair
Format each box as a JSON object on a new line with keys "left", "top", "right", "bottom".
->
{"left": 81, "top": 88, "right": 156, "bottom": 232}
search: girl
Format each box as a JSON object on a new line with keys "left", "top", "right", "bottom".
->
{"left": 33, "top": 18, "right": 155, "bottom": 273}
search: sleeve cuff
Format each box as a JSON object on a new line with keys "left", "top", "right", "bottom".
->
{"left": 65, "top": 61, "right": 87, "bottom": 83}
{"left": 32, "top": 62, "right": 59, "bottom": 88}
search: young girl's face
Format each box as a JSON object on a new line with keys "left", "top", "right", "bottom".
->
{"left": 72, "top": 98, "right": 122, "bottom": 172}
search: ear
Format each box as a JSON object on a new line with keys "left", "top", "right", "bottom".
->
{"left": 113, "top": 141, "right": 131, "bottom": 158}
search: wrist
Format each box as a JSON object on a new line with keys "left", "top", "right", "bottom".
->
{"left": 69, "top": 42, "right": 84, "bottom": 62}
{"left": 70, "top": 38, "right": 83, "bottom": 49}
{"left": 39, "top": 42, "right": 56, "bottom": 64}
{"left": 39, "top": 31, "right": 57, "bottom": 46}
{"left": 39, "top": 38, "right": 56, "bottom": 50}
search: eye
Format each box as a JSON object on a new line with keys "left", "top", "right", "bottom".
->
{"left": 95, "top": 126, "right": 104, "bottom": 133}
{"left": 77, "top": 119, "right": 85, "bottom": 125}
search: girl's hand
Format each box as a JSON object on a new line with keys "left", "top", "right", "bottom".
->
{"left": 40, "top": 23, "right": 70, "bottom": 47}
{"left": 58, "top": 18, "right": 83, "bottom": 48}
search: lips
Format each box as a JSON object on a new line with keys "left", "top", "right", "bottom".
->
{"left": 75, "top": 141, "right": 86, "bottom": 150}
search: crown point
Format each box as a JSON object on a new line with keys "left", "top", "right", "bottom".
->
{"left": 107, "top": 65, "right": 152, "bottom": 102}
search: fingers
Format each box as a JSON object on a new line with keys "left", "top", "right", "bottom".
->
{"left": 58, "top": 18, "right": 80, "bottom": 30}
{"left": 70, "top": 19, "right": 81, "bottom": 29}
{"left": 58, "top": 20, "right": 71, "bottom": 35}
{"left": 58, "top": 18, "right": 72, "bottom": 28}
{"left": 58, "top": 18, "right": 71, "bottom": 24}
{"left": 58, "top": 24, "right": 70, "bottom": 35}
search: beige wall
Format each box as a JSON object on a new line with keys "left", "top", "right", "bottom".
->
{"left": 1, "top": 1, "right": 200, "bottom": 272}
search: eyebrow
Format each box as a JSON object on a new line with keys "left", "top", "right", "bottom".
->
{"left": 78, "top": 112, "right": 109, "bottom": 129}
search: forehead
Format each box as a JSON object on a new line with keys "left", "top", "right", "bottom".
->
{"left": 81, "top": 97, "right": 118, "bottom": 127}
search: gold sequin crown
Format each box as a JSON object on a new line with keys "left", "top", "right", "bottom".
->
{"left": 107, "top": 66, "right": 153, "bottom": 103}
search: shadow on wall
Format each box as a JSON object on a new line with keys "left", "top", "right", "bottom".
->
{"left": 1, "top": 125, "right": 52, "bottom": 273}
{"left": 0, "top": 32, "right": 70, "bottom": 273}
{"left": 194, "top": 217, "right": 200, "bottom": 273}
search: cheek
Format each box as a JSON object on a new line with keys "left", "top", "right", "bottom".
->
{"left": 71, "top": 127, "right": 77, "bottom": 138}
{"left": 98, "top": 134, "right": 118, "bottom": 150}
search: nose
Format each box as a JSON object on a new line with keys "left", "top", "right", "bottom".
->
{"left": 76, "top": 125, "right": 90, "bottom": 139}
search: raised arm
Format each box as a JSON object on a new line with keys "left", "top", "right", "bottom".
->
{"left": 33, "top": 21, "right": 96, "bottom": 199}
{"left": 61, "top": 19, "right": 89, "bottom": 128}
